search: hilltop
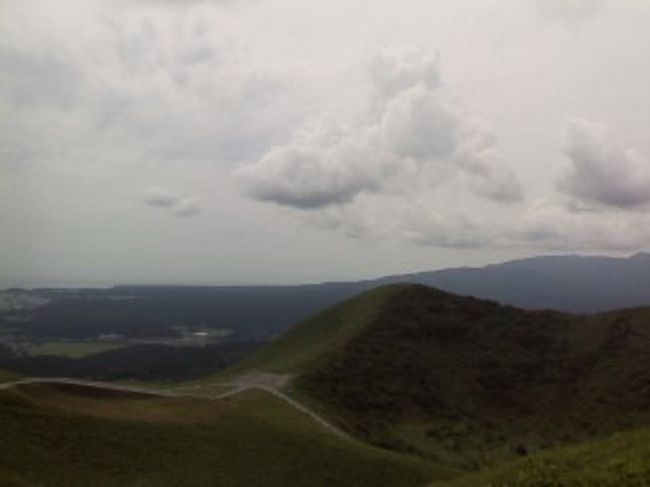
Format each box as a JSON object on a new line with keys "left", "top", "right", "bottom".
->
{"left": 235, "top": 284, "right": 650, "bottom": 470}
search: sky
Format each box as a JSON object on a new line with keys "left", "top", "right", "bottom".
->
{"left": 1, "top": 0, "right": 649, "bottom": 287}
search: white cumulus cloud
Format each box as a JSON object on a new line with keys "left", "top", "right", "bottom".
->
{"left": 368, "top": 47, "right": 440, "bottom": 100}
{"left": 379, "top": 84, "right": 458, "bottom": 162}
{"left": 235, "top": 47, "right": 523, "bottom": 210}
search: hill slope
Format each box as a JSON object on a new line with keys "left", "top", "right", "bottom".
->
{"left": 0, "top": 381, "right": 442, "bottom": 487}
{"left": 435, "top": 425, "right": 650, "bottom": 486}
{"left": 228, "top": 285, "right": 403, "bottom": 375}
{"left": 238, "top": 284, "right": 650, "bottom": 470}
{"left": 0, "top": 370, "right": 19, "bottom": 384}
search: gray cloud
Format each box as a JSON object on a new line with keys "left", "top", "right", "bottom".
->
{"left": 0, "top": 5, "right": 291, "bottom": 177}
{"left": 379, "top": 84, "right": 458, "bottom": 161}
{"left": 559, "top": 119, "right": 650, "bottom": 208}
{"left": 0, "top": 41, "right": 81, "bottom": 110}
{"left": 514, "top": 198, "right": 650, "bottom": 251}
{"left": 320, "top": 195, "right": 650, "bottom": 252}
{"left": 536, "top": 0, "right": 608, "bottom": 22}
{"left": 144, "top": 187, "right": 180, "bottom": 207}
{"left": 455, "top": 121, "right": 523, "bottom": 203}
{"left": 143, "top": 187, "right": 202, "bottom": 216}
{"left": 235, "top": 143, "right": 384, "bottom": 209}
{"left": 133, "top": 0, "right": 255, "bottom": 6}
{"left": 397, "top": 206, "right": 493, "bottom": 249}
{"left": 173, "top": 197, "right": 202, "bottom": 217}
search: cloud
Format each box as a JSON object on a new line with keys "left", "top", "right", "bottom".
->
{"left": 535, "top": 0, "right": 608, "bottom": 22}
{"left": 0, "top": 45, "right": 81, "bottom": 109}
{"left": 379, "top": 84, "right": 458, "bottom": 161}
{"left": 144, "top": 187, "right": 202, "bottom": 216}
{"left": 368, "top": 47, "right": 440, "bottom": 100}
{"left": 455, "top": 120, "right": 523, "bottom": 203}
{"left": 0, "top": 2, "right": 294, "bottom": 178}
{"left": 144, "top": 187, "right": 179, "bottom": 207}
{"left": 318, "top": 194, "right": 650, "bottom": 252}
{"left": 235, "top": 143, "right": 384, "bottom": 209}
{"left": 558, "top": 119, "right": 650, "bottom": 208}
{"left": 173, "top": 197, "right": 202, "bottom": 217}
{"left": 4, "top": 0, "right": 646, "bottom": 267}
{"left": 515, "top": 198, "right": 650, "bottom": 251}
{"left": 132, "top": 0, "right": 255, "bottom": 6}
{"left": 235, "top": 48, "right": 523, "bottom": 210}
{"left": 393, "top": 203, "right": 494, "bottom": 249}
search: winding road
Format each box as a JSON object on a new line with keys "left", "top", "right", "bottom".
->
{"left": 0, "top": 375, "right": 350, "bottom": 440}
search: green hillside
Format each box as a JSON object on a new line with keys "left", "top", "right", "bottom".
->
{"left": 227, "top": 284, "right": 403, "bottom": 375}
{"left": 0, "top": 369, "right": 19, "bottom": 383}
{"left": 0, "top": 381, "right": 442, "bottom": 487}
{"left": 236, "top": 284, "right": 650, "bottom": 472}
{"left": 435, "top": 425, "right": 650, "bottom": 486}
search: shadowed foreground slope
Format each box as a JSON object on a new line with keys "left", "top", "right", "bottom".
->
{"left": 0, "top": 381, "right": 441, "bottom": 487}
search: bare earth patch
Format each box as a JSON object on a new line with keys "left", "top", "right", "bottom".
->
{"left": 232, "top": 372, "right": 294, "bottom": 390}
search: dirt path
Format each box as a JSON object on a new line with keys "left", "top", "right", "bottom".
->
{"left": 216, "top": 382, "right": 349, "bottom": 439}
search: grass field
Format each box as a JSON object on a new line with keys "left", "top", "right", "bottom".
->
{"left": 24, "top": 341, "right": 129, "bottom": 358}
{"left": 0, "top": 382, "right": 446, "bottom": 487}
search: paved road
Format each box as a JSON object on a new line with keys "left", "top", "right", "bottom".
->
{"left": 0, "top": 375, "right": 350, "bottom": 440}
{"left": 219, "top": 383, "right": 349, "bottom": 439}
{"left": 0, "top": 377, "right": 183, "bottom": 396}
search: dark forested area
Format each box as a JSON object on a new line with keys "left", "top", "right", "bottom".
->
{"left": 0, "top": 284, "right": 365, "bottom": 341}
{"left": 0, "top": 341, "right": 262, "bottom": 381}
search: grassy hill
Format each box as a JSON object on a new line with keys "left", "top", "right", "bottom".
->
{"left": 227, "top": 284, "right": 403, "bottom": 375}
{"left": 235, "top": 284, "right": 650, "bottom": 472}
{"left": 434, "top": 425, "right": 650, "bottom": 486}
{"left": 0, "top": 369, "right": 19, "bottom": 383}
{"left": 0, "top": 381, "right": 443, "bottom": 487}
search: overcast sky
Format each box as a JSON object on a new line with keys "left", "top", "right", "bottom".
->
{"left": 1, "top": 0, "right": 649, "bottom": 287}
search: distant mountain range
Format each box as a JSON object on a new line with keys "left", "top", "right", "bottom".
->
{"left": 2, "top": 253, "right": 649, "bottom": 341}
{"left": 373, "top": 252, "right": 650, "bottom": 313}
